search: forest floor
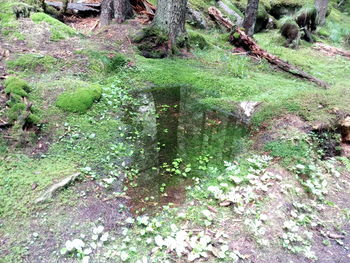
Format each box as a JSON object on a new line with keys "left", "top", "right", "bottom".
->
{"left": 1, "top": 4, "right": 350, "bottom": 263}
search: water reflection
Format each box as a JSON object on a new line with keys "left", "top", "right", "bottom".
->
{"left": 126, "top": 86, "right": 247, "bottom": 213}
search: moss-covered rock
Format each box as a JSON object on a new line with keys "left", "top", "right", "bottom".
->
{"left": 255, "top": 5, "right": 270, "bottom": 33}
{"left": 56, "top": 84, "right": 102, "bottom": 113}
{"left": 30, "top": 12, "right": 77, "bottom": 41}
{"left": 295, "top": 5, "right": 317, "bottom": 31}
{"left": 279, "top": 16, "right": 300, "bottom": 48}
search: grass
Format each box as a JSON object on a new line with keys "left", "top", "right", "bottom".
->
{"left": 1, "top": 3, "right": 350, "bottom": 262}
{"left": 6, "top": 53, "right": 58, "bottom": 72}
{"left": 0, "top": 155, "right": 76, "bottom": 218}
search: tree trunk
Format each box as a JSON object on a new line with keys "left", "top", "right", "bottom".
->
{"left": 113, "top": 0, "right": 133, "bottom": 23}
{"left": 100, "top": 0, "right": 133, "bottom": 26}
{"left": 100, "top": 0, "right": 114, "bottom": 26}
{"left": 153, "top": 0, "right": 187, "bottom": 49}
{"left": 315, "top": 0, "right": 329, "bottom": 25}
{"left": 242, "top": 0, "right": 259, "bottom": 36}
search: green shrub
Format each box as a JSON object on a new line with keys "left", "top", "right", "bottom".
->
{"left": 56, "top": 84, "right": 102, "bottom": 113}
{"left": 4, "top": 76, "right": 30, "bottom": 97}
{"left": 104, "top": 54, "right": 128, "bottom": 73}
{"left": 30, "top": 12, "right": 77, "bottom": 41}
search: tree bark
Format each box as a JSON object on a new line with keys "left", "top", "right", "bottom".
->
{"left": 100, "top": 0, "right": 114, "bottom": 26}
{"left": 100, "top": 0, "right": 133, "bottom": 26}
{"left": 242, "top": 0, "right": 259, "bottom": 36}
{"left": 114, "top": 0, "right": 133, "bottom": 23}
{"left": 315, "top": 0, "right": 329, "bottom": 25}
{"left": 153, "top": 0, "right": 188, "bottom": 49}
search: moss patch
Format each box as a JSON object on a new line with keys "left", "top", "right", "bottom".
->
{"left": 3, "top": 76, "right": 41, "bottom": 126}
{"left": 188, "top": 31, "right": 210, "bottom": 49}
{"left": 4, "top": 76, "right": 31, "bottom": 97}
{"left": 30, "top": 12, "right": 77, "bottom": 41}
{"left": 56, "top": 84, "right": 102, "bottom": 113}
{"left": 6, "top": 53, "right": 57, "bottom": 72}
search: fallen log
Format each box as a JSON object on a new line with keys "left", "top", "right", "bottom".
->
{"left": 45, "top": 1, "right": 100, "bottom": 13}
{"left": 208, "top": 6, "right": 329, "bottom": 89}
{"left": 208, "top": 6, "right": 234, "bottom": 30}
{"left": 313, "top": 43, "right": 350, "bottom": 59}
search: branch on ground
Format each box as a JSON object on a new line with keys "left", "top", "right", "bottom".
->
{"left": 208, "top": 6, "right": 329, "bottom": 89}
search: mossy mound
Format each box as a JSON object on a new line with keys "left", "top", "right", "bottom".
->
{"left": 279, "top": 16, "right": 300, "bottom": 47}
{"left": 30, "top": 12, "right": 77, "bottom": 41}
{"left": 4, "top": 76, "right": 31, "bottom": 97}
{"left": 56, "top": 84, "right": 102, "bottom": 113}
{"left": 133, "top": 27, "right": 170, "bottom": 58}
{"left": 4, "top": 76, "right": 41, "bottom": 125}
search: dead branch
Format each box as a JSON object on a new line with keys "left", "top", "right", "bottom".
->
{"left": 313, "top": 43, "right": 350, "bottom": 59}
{"left": 208, "top": 6, "right": 329, "bottom": 89}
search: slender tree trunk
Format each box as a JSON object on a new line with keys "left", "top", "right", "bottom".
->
{"left": 153, "top": 0, "right": 187, "bottom": 49}
{"left": 100, "top": 0, "right": 114, "bottom": 26}
{"left": 100, "top": 0, "right": 133, "bottom": 26}
{"left": 113, "top": 0, "right": 133, "bottom": 23}
{"left": 242, "top": 0, "right": 259, "bottom": 36}
{"left": 315, "top": 0, "right": 329, "bottom": 26}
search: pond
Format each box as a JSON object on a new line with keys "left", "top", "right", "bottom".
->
{"left": 124, "top": 86, "right": 248, "bottom": 213}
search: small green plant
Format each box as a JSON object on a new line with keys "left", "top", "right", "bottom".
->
{"left": 265, "top": 138, "right": 312, "bottom": 165}
{"left": 56, "top": 84, "right": 102, "bottom": 113}
{"left": 104, "top": 54, "right": 129, "bottom": 73}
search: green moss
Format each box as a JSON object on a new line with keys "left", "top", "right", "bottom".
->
{"left": 56, "top": 84, "right": 102, "bottom": 113}
{"left": 188, "top": 31, "right": 210, "bottom": 49}
{"left": 30, "top": 12, "right": 77, "bottom": 41}
{"left": 6, "top": 53, "right": 57, "bottom": 72}
{"left": 7, "top": 103, "right": 26, "bottom": 122}
{"left": 4, "top": 76, "right": 30, "bottom": 97}
{"left": 278, "top": 15, "right": 298, "bottom": 28}
{"left": 27, "top": 113, "right": 41, "bottom": 124}
{"left": 188, "top": 0, "right": 214, "bottom": 11}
